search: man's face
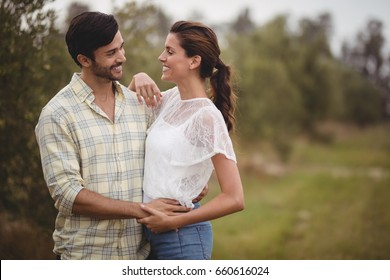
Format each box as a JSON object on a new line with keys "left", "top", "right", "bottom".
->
{"left": 91, "top": 31, "right": 126, "bottom": 81}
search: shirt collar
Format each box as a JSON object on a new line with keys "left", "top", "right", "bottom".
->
{"left": 70, "top": 73, "right": 124, "bottom": 103}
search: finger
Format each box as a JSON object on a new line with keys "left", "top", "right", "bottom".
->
{"left": 136, "top": 93, "right": 143, "bottom": 104}
{"left": 146, "top": 85, "right": 155, "bottom": 99}
{"left": 139, "top": 87, "right": 147, "bottom": 99}
{"left": 140, "top": 204, "right": 161, "bottom": 216}
{"left": 145, "top": 89, "right": 156, "bottom": 108}
{"left": 145, "top": 85, "right": 157, "bottom": 107}
{"left": 137, "top": 216, "right": 150, "bottom": 224}
{"left": 135, "top": 87, "right": 143, "bottom": 104}
{"left": 171, "top": 205, "right": 191, "bottom": 213}
{"left": 152, "top": 85, "right": 162, "bottom": 103}
{"left": 137, "top": 87, "right": 147, "bottom": 104}
{"left": 160, "top": 198, "right": 181, "bottom": 205}
{"left": 142, "top": 87, "right": 155, "bottom": 107}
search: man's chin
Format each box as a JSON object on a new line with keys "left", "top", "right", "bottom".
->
{"left": 110, "top": 74, "right": 123, "bottom": 81}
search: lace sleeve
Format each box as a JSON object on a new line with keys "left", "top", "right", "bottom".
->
{"left": 171, "top": 107, "right": 236, "bottom": 166}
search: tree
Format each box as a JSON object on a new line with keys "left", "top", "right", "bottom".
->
{"left": 0, "top": 0, "right": 72, "bottom": 227}
{"left": 341, "top": 19, "right": 389, "bottom": 121}
{"left": 292, "top": 13, "right": 334, "bottom": 132}
{"left": 227, "top": 15, "right": 305, "bottom": 160}
{"left": 114, "top": 1, "right": 172, "bottom": 87}
{"left": 231, "top": 7, "right": 255, "bottom": 35}
{"left": 227, "top": 13, "right": 341, "bottom": 159}
{"left": 64, "top": 1, "right": 90, "bottom": 29}
{"left": 342, "top": 19, "right": 384, "bottom": 79}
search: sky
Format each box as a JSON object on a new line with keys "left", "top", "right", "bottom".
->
{"left": 47, "top": 0, "right": 390, "bottom": 55}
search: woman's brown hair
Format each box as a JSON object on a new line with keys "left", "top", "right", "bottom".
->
{"left": 170, "top": 21, "right": 237, "bottom": 132}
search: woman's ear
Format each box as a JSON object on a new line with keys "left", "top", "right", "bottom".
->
{"left": 189, "top": 55, "right": 201, "bottom": 70}
{"left": 77, "top": 54, "right": 92, "bottom": 68}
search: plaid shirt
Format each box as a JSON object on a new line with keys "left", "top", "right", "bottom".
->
{"left": 35, "top": 73, "right": 152, "bottom": 259}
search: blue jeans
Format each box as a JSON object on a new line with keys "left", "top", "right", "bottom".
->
{"left": 144, "top": 205, "right": 213, "bottom": 260}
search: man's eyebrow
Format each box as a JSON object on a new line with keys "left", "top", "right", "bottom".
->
{"left": 105, "top": 41, "right": 124, "bottom": 53}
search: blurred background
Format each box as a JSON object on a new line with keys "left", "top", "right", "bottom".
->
{"left": 1, "top": 0, "right": 389, "bottom": 259}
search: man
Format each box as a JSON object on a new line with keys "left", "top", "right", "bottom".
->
{"left": 35, "top": 12, "right": 188, "bottom": 260}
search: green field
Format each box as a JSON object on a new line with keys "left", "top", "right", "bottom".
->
{"left": 209, "top": 124, "right": 390, "bottom": 259}
{"left": 1, "top": 124, "right": 389, "bottom": 260}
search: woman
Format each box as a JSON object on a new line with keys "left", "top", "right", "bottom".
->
{"left": 131, "top": 21, "right": 244, "bottom": 260}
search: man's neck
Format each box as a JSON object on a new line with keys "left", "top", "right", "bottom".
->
{"left": 80, "top": 71, "right": 116, "bottom": 121}
{"left": 82, "top": 72, "right": 115, "bottom": 94}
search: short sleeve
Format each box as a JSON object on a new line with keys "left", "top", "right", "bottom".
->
{"left": 170, "top": 107, "right": 236, "bottom": 166}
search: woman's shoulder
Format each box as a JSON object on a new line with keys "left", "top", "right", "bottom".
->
{"left": 195, "top": 102, "right": 225, "bottom": 124}
{"left": 161, "top": 86, "right": 179, "bottom": 100}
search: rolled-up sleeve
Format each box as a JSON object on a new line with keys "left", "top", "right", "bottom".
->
{"left": 35, "top": 107, "right": 83, "bottom": 216}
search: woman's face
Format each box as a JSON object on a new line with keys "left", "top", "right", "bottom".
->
{"left": 158, "top": 33, "right": 193, "bottom": 83}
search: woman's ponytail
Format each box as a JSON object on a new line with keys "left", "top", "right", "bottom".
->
{"left": 210, "top": 59, "right": 237, "bottom": 132}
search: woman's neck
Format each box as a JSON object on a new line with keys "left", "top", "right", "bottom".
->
{"left": 176, "top": 77, "right": 207, "bottom": 100}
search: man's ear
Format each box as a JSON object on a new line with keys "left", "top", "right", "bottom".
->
{"left": 189, "top": 55, "right": 201, "bottom": 70}
{"left": 77, "top": 54, "right": 92, "bottom": 67}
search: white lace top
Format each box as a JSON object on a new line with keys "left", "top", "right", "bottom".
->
{"left": 143, "top": 87, "right": 236, "bottom": 208}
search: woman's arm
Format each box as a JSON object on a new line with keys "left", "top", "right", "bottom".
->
{"left": 138, "top": 154, "right": 244, "bottom": 232}
{"left": 129, "top": 72, "right": 162, "bottom": 107}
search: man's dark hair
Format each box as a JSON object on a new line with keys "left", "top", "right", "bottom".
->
{"left": 65, "top": 12, "right": 119, "bottom": 67}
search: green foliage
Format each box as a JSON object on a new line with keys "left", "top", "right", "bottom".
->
{"left": 339, "top": 69, "right": 383, "bottom": 125}
{"left": 341, "top": 19, "right": 388, "bottom": 123}
{"left": 114, "top": 1, "right": 172, "bottom": 88}
{"left": 0, "top": 0, "right": 68, "bottom": 227}
{"left": 226, "top": 13, "right": 386, "bottom": 160}
{"left": 227, "top": 16, "right": 314, "bottom": 159}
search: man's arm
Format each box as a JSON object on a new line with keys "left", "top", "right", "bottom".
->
{"left": 72, "top": 189, "right": 146, "bottom": 219}
{"left": 72, "top": 189, "right": 189, "bottom": 219}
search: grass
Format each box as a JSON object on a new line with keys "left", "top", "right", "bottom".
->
{"left": 208, "top": 123, "right": 390, "bottom": 259}
{"left": 1, "top": 123, "right": 389, "bottom": 260}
